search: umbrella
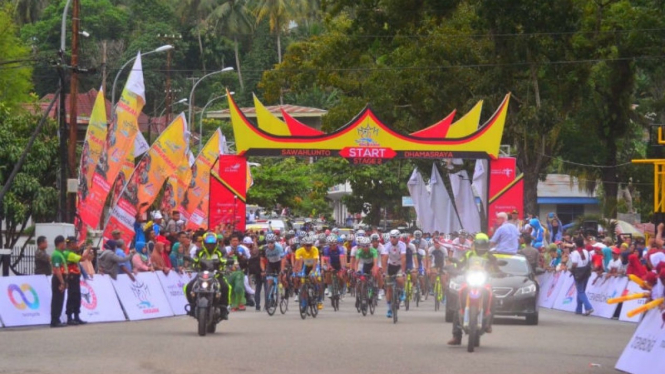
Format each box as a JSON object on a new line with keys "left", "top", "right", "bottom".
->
{"left": 614, "top": 220, "right": 645, "bottom": 238}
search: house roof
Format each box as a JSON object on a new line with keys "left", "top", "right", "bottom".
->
{"left": 537, "top": 174, "right": 598, "bottom": 200}
{"left": 207, "top": 104, "right": 327, "bottom": 119}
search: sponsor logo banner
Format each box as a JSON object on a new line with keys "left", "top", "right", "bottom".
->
{"left": 615, "top": 306, "right": 665, "bottom": 374}
{"left": 0, "top": 275, "right": 51, "bottom": 327}
{"left": 111, "top": 273, "right": 173, "bottom": 320}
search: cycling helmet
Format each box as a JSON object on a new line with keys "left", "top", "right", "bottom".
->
{"left": 400, "top": 233, "right": 410, "bottom": 241}
{"left": 318, "top": 233, "right": 326, "bottom": 242}
{"left": 340, "top": 234, "right": 347, "bottom": 242}
{"left": 288, "top": 230, "right": 295, "bottom": 236}
{"left": 389, "top": 229, "right": 400, "bottom": 238}
{"left": 326, "top": 235, "right": 336, "bottom": 244}
{"left": 337, "top": 236, "right": 344, "bottom": 243}
{"left": 474, "top": 233, "right": 490, "bottom": 255}
{"left": 265, "top": 233, "right": 276, "bottom": 243}
{"left": 358, "top": 236, "right": 371, "bottom": 246}
{"left": 302, "top": 236, "right": 315, "bottom": 245}
{"left": 332, "top": 228, "right": 340, "bottom": 234}
{"left": 298, "top": 230, "right": 307, "bottom": 238}
{"left": 458, "top": 230, "right": 468, "bottom": 237}
{"left": 308, "top": 231, "right": 315, "bottom": 237}
{"left": 289, "top": 237, "right": 300, "bottom": 246}
{"left": 414, "top": 230, "right": 423, "bottom": 239}
{"left": 370, "top": 233, "right": 380, "bottom": 241}
{"left": 356, "top": 229, "right": 366, "bottom": 237}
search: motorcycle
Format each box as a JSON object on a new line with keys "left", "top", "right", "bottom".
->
{"left": 459, "top": 257, "right": 493, "bottom": 353}
{"left": 188, "top": 268, "right": 227, "bottom": 337}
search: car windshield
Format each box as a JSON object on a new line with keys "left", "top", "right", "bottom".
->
{"left": 497, "top": 256, "right": 530, "bottom": 276}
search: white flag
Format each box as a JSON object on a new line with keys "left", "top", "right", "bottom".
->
{"left": 472, "top": 159, "right": 488, "bottom": 207}
{"left": 451, "top": 170, "right": 482, "bottom": 234}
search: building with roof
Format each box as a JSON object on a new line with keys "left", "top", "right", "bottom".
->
{"left": 206, "top": 104, "right": 328, "bottom": 130}
{"left": 536, "top": 174, "right": 600, "bottom": 225}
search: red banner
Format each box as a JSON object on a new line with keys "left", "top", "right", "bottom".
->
{"left": 209, "top": 155, "right": 247, "bottom": 232}
{"left": 488, "top": 157, "right": 523, "bottom": 235}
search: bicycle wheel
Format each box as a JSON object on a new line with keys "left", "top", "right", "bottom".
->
{"left": 415, "top": 283, "right": 420, "bottom": 308}
{"left": 280, "top": 295, "right": 288, "bottom": 314}
{"left": 392, "top": 286, "right": 399, "bottom": 324}
{"left": 267, "top": 285, "right": 277, "bottom": 316}
{"left": 360, "top": 282, "right": 368, "bottom": 316}
{"left": 424, "top": 276, "right": 430, "bottom": 300}
{"left": 299, "top": 284, "right": 308, "bottom": 320}
{"left": 405, "top": 285, "right": 410, "bottom": 311}
{"left": 355, "top": 284, "right": 362, "bottom": 313}
{"left": 368, "top": 285, "right": 376, "bottom": 315}
{"left": 434, "top": 282, "right": 440, "bottom": 311}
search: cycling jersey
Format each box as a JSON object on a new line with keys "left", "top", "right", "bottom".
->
{"left": 383, "top": 241, "right": 406, "bottom": 266}
{"left": 405, "top": 242, "right": 426, "bottom": 271}
{"left": 410, "top": 239, "right": 428, "bottom": 271}
{"left": 428, "top": 246, "right": 447, "bottom": 269}
{"left": 264, "top": 243, "right": 284, "bottom": 263}
{"left": 323, "top": 245, "right": 346, "bottom": 270}
{"left": 295, "top": 246, "right": 320, "bottom": 267}
{"left": 370, "top": 244, "right": 384, "bottom": 268}
{"left": 355, "top": 247, "right": 378, "bottom": 265}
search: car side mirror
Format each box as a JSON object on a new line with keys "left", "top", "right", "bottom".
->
{"left": 534, "top": 267, "right": 545, "bottom": 275}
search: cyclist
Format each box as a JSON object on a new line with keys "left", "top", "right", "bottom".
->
{"left": 402, "top": 233, "right": 424, "bottom": 300}
{"left": 451, "top": 230, "right": 472, "bottom": 260}
{"left": 411, "top": 230, "right": 429, "bottom": 298}
{"left": 369, "top": 233, "right": 385, "bottom": 300}
{"left": 295, "top": 236, "right": 323, "bottom": 310}
{"left": 428, "top": 237, "right": 449, "bottom": 296}
{"left": 382, "top": 229, "right": 406, "bottom": 318}
{"left": 322, "top": 235, "right": 347, "bottom": 298}
{"left": 284, "top": 237, "right": 299, "bottom": 301}
{"left": 448, "top": 233, "right": 498, "bottom": 345}
{"left": 261, "top": 233, "right": 285, "bottom": 305}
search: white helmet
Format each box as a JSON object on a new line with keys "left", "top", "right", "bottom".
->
{"left": 265, "top": 233, "right": 277, "bottom": 243}
{"left": 326, "top": 235, "right": 336, "bottom": 244}
{"left": 370, "top": 233, "right": 380, "bottom": 241}
{"left": 302, "top": 236, "right": 315, "bottom": 245}
{"left": 332, "top": 227, "right": 339, "bottom": 234}
{"left": 389, "top": 229, "right": 400, "bottom": 238}
{"left": 358, "top": 236, "right": 371, "bottom": 246}
{"left": 356, "top": 229, "right": 366, "bottom": 237}
{"left": 340, "top": 234, "right": 347, "bottom": 241}
{"left": 414, "top": 230, "right": 423, "bottom": 239}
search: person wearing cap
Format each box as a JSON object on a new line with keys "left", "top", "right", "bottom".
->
{"left": 606, "top": 247, "right": 624, "bottom": 276}
{"left": 490, "top": 212, "right": 520, "bottom": 254}
{"left": 50, "top": 236, "right": 68, "bottom": 328}
{"left": 63, "top": 236, "right": 92, "bottom": 325}
{"left": 184, "top": 232, "right": 230, "bottom": 319}
{"left": 152, "top": 211, "right": 165, "bottom": 236}
{"left": 225, "top": 234, "right": 250, "bottom": 311}
{"left": 98, "top": 240, "right": 136, "bottom": 282}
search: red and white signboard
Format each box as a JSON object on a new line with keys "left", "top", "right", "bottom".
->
{"left": 58, "top": 275, "right": 127, "bottom": 324}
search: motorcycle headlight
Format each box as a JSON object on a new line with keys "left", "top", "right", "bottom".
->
{"left": 465, "top": 272, "right": 487, "bottom": 287}
{"left": 514, "top": 284, "right": 536, "bottom": 296}
{"left": 449, "top": 279, "right": 462, "bottom": 291}
{"left": 201, "top": 281, "right": 209, "bottom": 289}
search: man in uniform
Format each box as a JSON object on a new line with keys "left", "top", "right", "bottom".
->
{"left": 185, "top": 232, "right": 230, "bottom": 320}
{"left": 50, "top": 236, "right": 68, "bottom": 328}
{"left": 64, "top": 237, "right": 92, "bottom": 325}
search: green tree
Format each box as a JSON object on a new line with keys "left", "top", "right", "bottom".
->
{"left": 0, "top": 103, "right": 59, "bottom": 249}
{"left": 251, "top": 0, "right": 298, "bottom": 63}
{"left": 9, "top": 0, "right": 46, "bottom": 25}
{"left": 0, "top": 4, "right": 33, "bottom": 111}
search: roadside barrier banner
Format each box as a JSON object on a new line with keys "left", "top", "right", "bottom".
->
{"left": 552, "top": 271, "right": 577, "bottom": 313}
{"left": 111, "top": 272, "right": 173, "bottom": 320}
{"left": 615, "top": 308, "right": 665, "bottom": 374}
{"left": 156, "top": 271, "right": 196, "bottom": 316}
{"left": 0, "top": 275, "right": 51, "bottom": 327}
{"left": 57, "top": 275, "right": 126, "bottom": 323}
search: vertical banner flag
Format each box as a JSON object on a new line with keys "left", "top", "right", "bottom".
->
{"left": 184, "top": 129, "right": 224, "bottom": 229}
{"left": 487, "top": 157, "right": 523, "bottom": 235}
{"left": 79, "top": 53, "right": 145, "bottom": 230}
{"left": 103, "top": 114, "right": 189, "bottom": 244}
{"left": 209, "top": 155, "right": 247, "bottom": 232}
{"left": 162, "top": 150, "right": 194, "bottom": 215}
{"left": 76, "top": 87, "right": 108, "bottom": 242}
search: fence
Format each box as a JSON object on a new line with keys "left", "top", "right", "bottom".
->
{"left": 9, "top": 245, "right": 36, "bottom": 275}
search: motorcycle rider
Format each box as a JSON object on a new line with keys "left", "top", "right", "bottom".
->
{"left": 184, "top": 232, "right": 230, "bottom": 320}
{"left": 448, "top": 233, "right": 499, "bottom": 345}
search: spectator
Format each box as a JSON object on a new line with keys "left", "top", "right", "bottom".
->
{"left": 170, "top": 238, "right": 185, "bottom": 273}
{"left": 34, "top": 236, "right": 52, "bottom": 275}
{"left": 111, "top": 229, "right": 122, "bottom": 242}
{"left": 79, "top": 244, "right": 95, "bottom": 280}
{"left": 152, "top": 211, "right": 165, "bottom": 235}
{"left": 601, "top": 237, "right": 613, "bottom": 270}
{"left": 490, "top": 212, "right": 520, "bottom": 254}
{"left": 570, "top": 236, "right": 593, "bottom": 316}
{"left": 150, "top": 242, "right": 171, "bottom": 274}
{"left": 248, "top": 210, "right": 256, "bottom": 223}
{"left": 115, "top": 239, "right": 132, "bottom": 273}
{"left": 132, "top": 242, "right": 153, "bottom": 273}
{"left": 247, "top": 243, "right": 264, "bottom": 311}
{"left": 50, "top": 236, "right": 67, "bottom": 328}
{"left": 544, "top": 244, "right": 561, "bottom": 271}
{"left": 590, "top": 245, "right": 605, "bottom": 274}
{"left": 144, "top": 225, "right": 156, "bottom": 254}
{"left": 626, "top": 252, "right": 647, "bottom": 278}
{"left": 518, "top": 233, "right": 539, "bottom": 271}
{"left": 99, "top": 240, "right": 135, "bottom": 281}
{"left": 165, "top": 210, "right": 184, "bottom": 237}
{"left": 606, "top": 247, "right": 624, "bottom": 276}
{"left": 225, "top": 235, "right": 249, "bottom": 311}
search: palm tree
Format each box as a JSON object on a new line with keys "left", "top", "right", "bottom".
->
{"left": 208, "top": 0, "right": 253, "bottom": 90}
{"left": 251, "top": 0, "right": 297, "bottom": 64}
{"left": 177, "top": 0, "right": 218, "bottom": 73}
{"left": 11, "top": 0, "right": 46, "bottom": 25}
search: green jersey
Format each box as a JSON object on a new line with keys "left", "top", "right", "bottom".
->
{"left": 356, "top": 247, "right": 378, "bottom": 265}
{"left": 51, "top": 250, "right": 67, "bottom": 273}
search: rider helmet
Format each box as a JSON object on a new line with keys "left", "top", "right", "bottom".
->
{"left": 356, "top": 229, "right": 366, "bottom": 237}
{"left": 389, "top": 229, "right": 400, "bottom": 238}
{"left": 326, "top": 235, "right": 336, "bottom": 244}
{"left": 413, "top": 230, "right": 423, "bottom": 239}
{"left": 473, "top": 233, "right": 490, "bottom": 255}
{"left": 302, "top": 236, "right": 315, "bottom": 246}
{"left": 203, "top": 232, "right": 217, "bottom": 251}
{"left": 340, "top": 234, "right": 347, "bottom": 242}
{"left": 370, "top": 233, "right": 380, "bottom": 242}
{"left": 265, "top": 233, "right": 277, "bottom": 243}
{"left": 358, "top": 236, "right": 371, "bottom": 247}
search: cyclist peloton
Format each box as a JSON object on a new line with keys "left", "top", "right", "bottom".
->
{"left": 382, "top": 229, "right": 407, "bottom": 318}
{"left": 294, "top": 236, "right": 324, "bottom": 310}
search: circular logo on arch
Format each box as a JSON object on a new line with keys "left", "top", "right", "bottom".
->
{"left": 80, "top": 281, "right": 97, "bottom": 310}
{"left": 7, "top": 284, "right": 40, "bottom": 310}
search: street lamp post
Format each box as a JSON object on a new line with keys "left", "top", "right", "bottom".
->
{"left": 187, "top": 67, "right": 234, "bottom": 131}
{"left": 149, "top": 98, "right": 187, "bottom": 143}
{"left": 198, "top": 92, "right": 234, "bottom": 152}
{"left": 111, "top": 45, "right": 174, "bottom": 108}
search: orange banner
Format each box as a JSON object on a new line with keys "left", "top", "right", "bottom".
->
{"left": 79, "top": 54, "right": 145, "bottom": 230}
{"left": 103, "top": 113, "right": 189, "bottom": 244}
{"left": 184, "top": 129, "right": 224, "bottom": 230}
{"left": 162, "top": 151, "right": 193, "bottom": 215}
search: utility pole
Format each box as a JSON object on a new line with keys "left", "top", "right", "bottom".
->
{"left": 101, "top": 40, "right": 107, "bottom": 94}
{"left": 67, "top": 0, "right": 80, "bottom": 223}
{"left": 158, "top": 33, "right": 181, "bottom": 127}
{"left": 58, "top": 52, "right": 68, "bottom": 223}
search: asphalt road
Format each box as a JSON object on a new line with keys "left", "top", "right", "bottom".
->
{"left": 0, "top": 297, "right": 636, "bottom": 374}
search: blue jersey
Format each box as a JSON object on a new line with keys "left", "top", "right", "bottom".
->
{"left": 323, "top": 245, "right": 346, "bottom": 268}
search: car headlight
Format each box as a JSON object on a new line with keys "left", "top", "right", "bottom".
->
{"left": 449, "top": 279, "right": 462, "bottom": 291}
{"left": 465, "top": 271, "right": 487, "bottom": 287}
{"left": 514, "top": 284, "right": 536, "bottom": 296}
{"left": 201, "top": 281, "right": 209, "bottom": 289}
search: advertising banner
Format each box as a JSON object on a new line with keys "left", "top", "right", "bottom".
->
{"left": 103, "top": 114, "right": 189, "bottom": 245}
{"left": 620, "top": 281, "right": 648, "bottom": 323}
{"left": 111, "top": 273, "right": 173, "bottom": 320}
{"left": 0, "top": 275, "right": 52, "bottom": 327}
{"left": 184, "top": 129, "right": 223, "bottom": 229}
{"left": 156, "top": 271, "right": 196, "bottom": 316}
{"left": 58, "top": 275, "right": 127, "bottom": 323}
{"left": 615, "top": 308, "right": 665, "bottom": 374}
{"left": 209, "top": 155, "right": 247, "bottom": 232}
{"left": 552, "top": 272, "right": 577, "bottom": 313}
{"left": 539, "top": 271, "right": 567, "bottom": 309}
{"left": 79, "top": 53, "right": 145, "bottom": 230}
{"left": 162, "top": 151, "right": 193, "bottom": 216}
{"left": 487, "top": 157, "right": 524, "bottom": 234}
{"left": 585, "top": 274, "right": 629, "bottom": 319}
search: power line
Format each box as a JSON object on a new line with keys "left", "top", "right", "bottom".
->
{"left": 540, "top": 153, "right": 635, "bottom": 168}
